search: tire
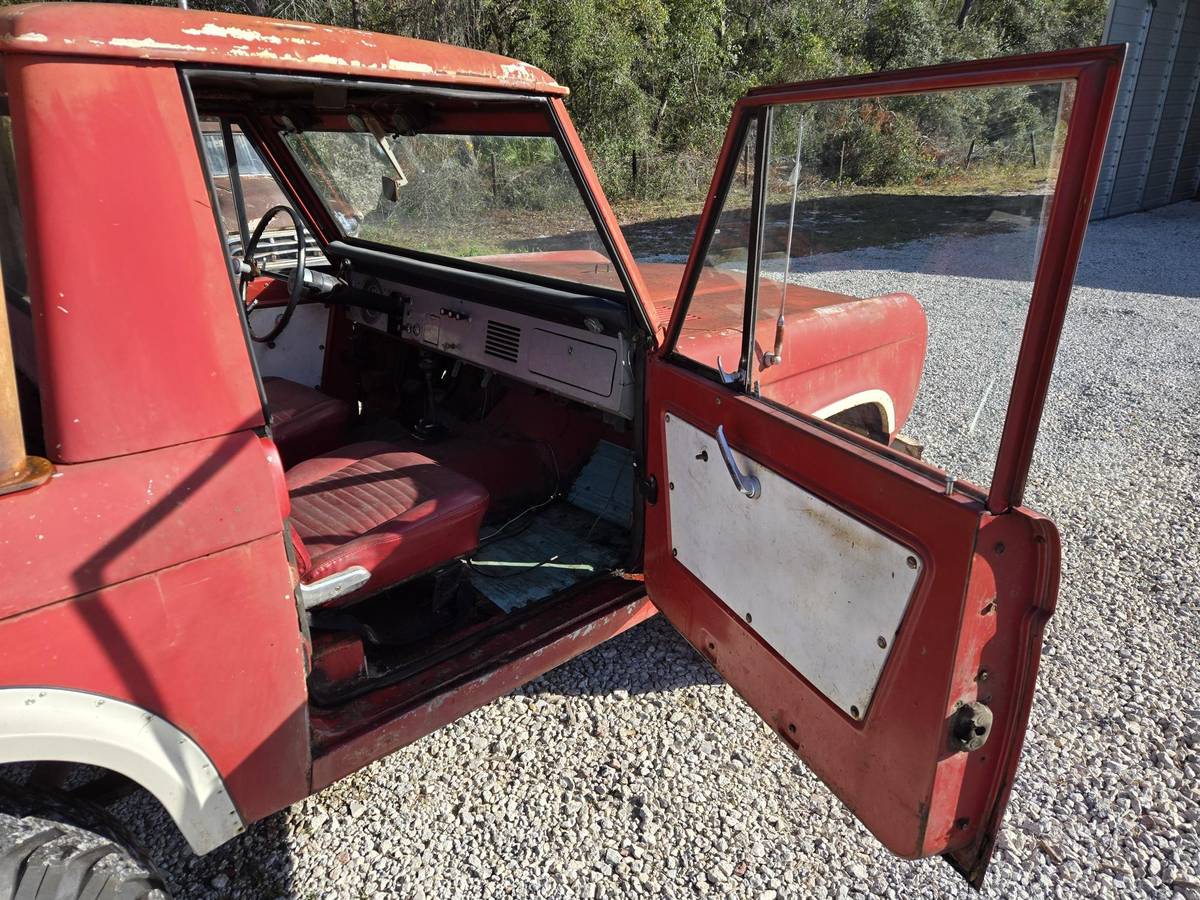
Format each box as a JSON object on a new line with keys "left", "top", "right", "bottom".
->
{"left": 0, "top": 787, "right": 169, "bottom": 900}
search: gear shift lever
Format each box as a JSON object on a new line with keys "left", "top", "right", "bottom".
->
{"left": 408, "top": 351, "right": 448, "bottom": 441}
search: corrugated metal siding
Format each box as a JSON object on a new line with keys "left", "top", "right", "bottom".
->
{"left": 1170, "top": 2, "right": 1200, "bottom": 201}
{"left": 1095, "top": 0, "right": 1200, "bottom": 217}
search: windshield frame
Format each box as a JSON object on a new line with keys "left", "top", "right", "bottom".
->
{"left": 271, "top": 95, "right": 637, "bottom": 303}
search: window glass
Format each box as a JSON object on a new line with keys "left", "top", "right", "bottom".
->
{"left": 201, "top": 130, "right": 274, "bottom": 178}
{"left": 671, "top": 117, "right": 758, "bottom": 375}
{"left": 281, "top": 126, "right": 620, "bottom": 290}
{"left": 199, "top": 118, "right": 321, "bottom": 271}
{"left": 741, "top": 82, "right": 1073, "bottom": 490}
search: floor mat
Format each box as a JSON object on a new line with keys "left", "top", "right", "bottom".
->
{"left": 467, "top": 504, "right": 626, "bottom": 613}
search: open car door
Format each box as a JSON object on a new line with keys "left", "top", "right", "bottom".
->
{"left": 641, "top": 46, "right": 1124, "bottom": 886}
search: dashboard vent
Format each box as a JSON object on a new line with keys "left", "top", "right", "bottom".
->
{"left": 484, "top": 320, "right": 521, "bottom": 363}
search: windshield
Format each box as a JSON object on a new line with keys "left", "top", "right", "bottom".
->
{"left": 281, "top": 124, "right": 620, "bottom": 290}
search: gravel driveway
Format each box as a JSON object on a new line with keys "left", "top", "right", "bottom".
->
{"left": 136, "top": 202, "right": 1199, "bottom": 899}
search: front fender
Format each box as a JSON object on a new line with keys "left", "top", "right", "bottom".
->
{"left": 756, "top": 292, "right": 928, "bottom": 436}
{"left": 0, "top": 687, "right": 244, "bottom": 854}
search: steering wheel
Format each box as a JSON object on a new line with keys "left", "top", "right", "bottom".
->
{"left": 240, "top": 204, "right": 307, "bottom": 344}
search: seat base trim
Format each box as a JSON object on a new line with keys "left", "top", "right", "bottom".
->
{"left": 297, "top": 565, "right": 372, "bottom": 610}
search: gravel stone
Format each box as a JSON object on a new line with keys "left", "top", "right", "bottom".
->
{"left": 112, "top": 204, "right": 1198, "bottom": 899}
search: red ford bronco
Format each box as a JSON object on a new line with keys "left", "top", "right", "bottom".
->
{"left": 0, "top": 5, "right": 1122, "bottom": 896}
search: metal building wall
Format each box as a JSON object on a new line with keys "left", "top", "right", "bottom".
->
{"left": 1094, "top": 0, "right": 1200, "bottom": 217}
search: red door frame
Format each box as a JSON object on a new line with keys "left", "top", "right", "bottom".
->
{"left": 662, "top": 45, "right": 1126, "bottom": 513}
{"left": 645, "top": 46, "right": 1124, "bottom": 885}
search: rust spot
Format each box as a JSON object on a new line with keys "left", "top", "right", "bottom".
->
{"left": 799, "top": 504, "right": 867, "bottom": 553}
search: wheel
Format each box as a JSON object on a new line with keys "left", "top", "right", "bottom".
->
{"left": 0, "top": 782, "right": 169, "bottom": 900}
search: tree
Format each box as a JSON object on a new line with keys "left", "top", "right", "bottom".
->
{"left": 58, "top": 0, "right": 1106, "bottom": 200}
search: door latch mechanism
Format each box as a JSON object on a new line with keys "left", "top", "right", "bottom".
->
{"left": 949, "top": 700, "right": 993, "bottom": 752}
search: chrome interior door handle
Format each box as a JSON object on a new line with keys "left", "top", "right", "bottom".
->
{"left": 715, "top": 425, "right": 761, "bottom": 499}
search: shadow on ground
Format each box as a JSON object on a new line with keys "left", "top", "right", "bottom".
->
{"left": 615, "top": 193, "right": 1200, "bottom": 299}
{"left": 105, "top": 617, "right": 710, "bottom": 897}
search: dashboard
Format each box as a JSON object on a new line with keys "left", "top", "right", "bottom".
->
{"left": 346, "top": 277, "right": 637, "bottom": 420}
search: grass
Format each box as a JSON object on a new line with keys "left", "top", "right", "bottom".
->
{"left": 353, "top": 161, "right": 1053, "bottom": 264}
{"left": 611, "top": 160, "right": 1053, "bottom": 226}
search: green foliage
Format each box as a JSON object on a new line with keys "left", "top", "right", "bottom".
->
{"left": 112, "top": 0, "right": 1105, "bottom": 201}
{"left": 837, "top": 106, "right": 932, "bottom": 186}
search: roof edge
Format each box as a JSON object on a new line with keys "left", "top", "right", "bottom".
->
{"left": 0, "top": 3, "right": 567, "bottom": 96}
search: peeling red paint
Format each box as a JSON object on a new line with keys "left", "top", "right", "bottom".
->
{"left": 0, "top": 4, "right": 566, "bottom": 95}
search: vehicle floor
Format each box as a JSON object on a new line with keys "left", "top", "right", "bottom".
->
{"left": 467, "top": 502, "right": 627, "bottom": 613}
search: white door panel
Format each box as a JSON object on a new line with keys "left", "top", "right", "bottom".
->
{"left": 664, "top": 413, "right": 922, "bottom": 718}
{"left": 250, "top": 303, "right": 329, "bottom": 388}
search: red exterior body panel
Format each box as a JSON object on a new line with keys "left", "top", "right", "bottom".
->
{"left": 752, "top": 296, "right": 925, "bottom": 437}
{"left": 0, "top": 534, "right": 310, "bottom": 824}
{"left": 0, "top": 46, "right": 311, "bottom": 826}
{"left": 935, "top": 511, "right": 1060, "bottom": 881}
{"left": 0, "top": 4, "right": 563, "bottom": 95}
{"left": 0, "top": 431, "right": 284, "bottom": 619}
{"left": 677, "top": 286, "right": 926, "bottom": 437}
{"left": 5, "top": 56, "right": 265, "bottom": 463}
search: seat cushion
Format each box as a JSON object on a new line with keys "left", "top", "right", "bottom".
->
{"left": 286, "top": 441, "right": 489, "bottom": 601}
{"left": 263, "top": 377, "right": 351, "bottom": 467}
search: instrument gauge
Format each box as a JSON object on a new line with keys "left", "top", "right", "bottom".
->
{"left": 359, "top": 277, "right": 383, "bottom": 326}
